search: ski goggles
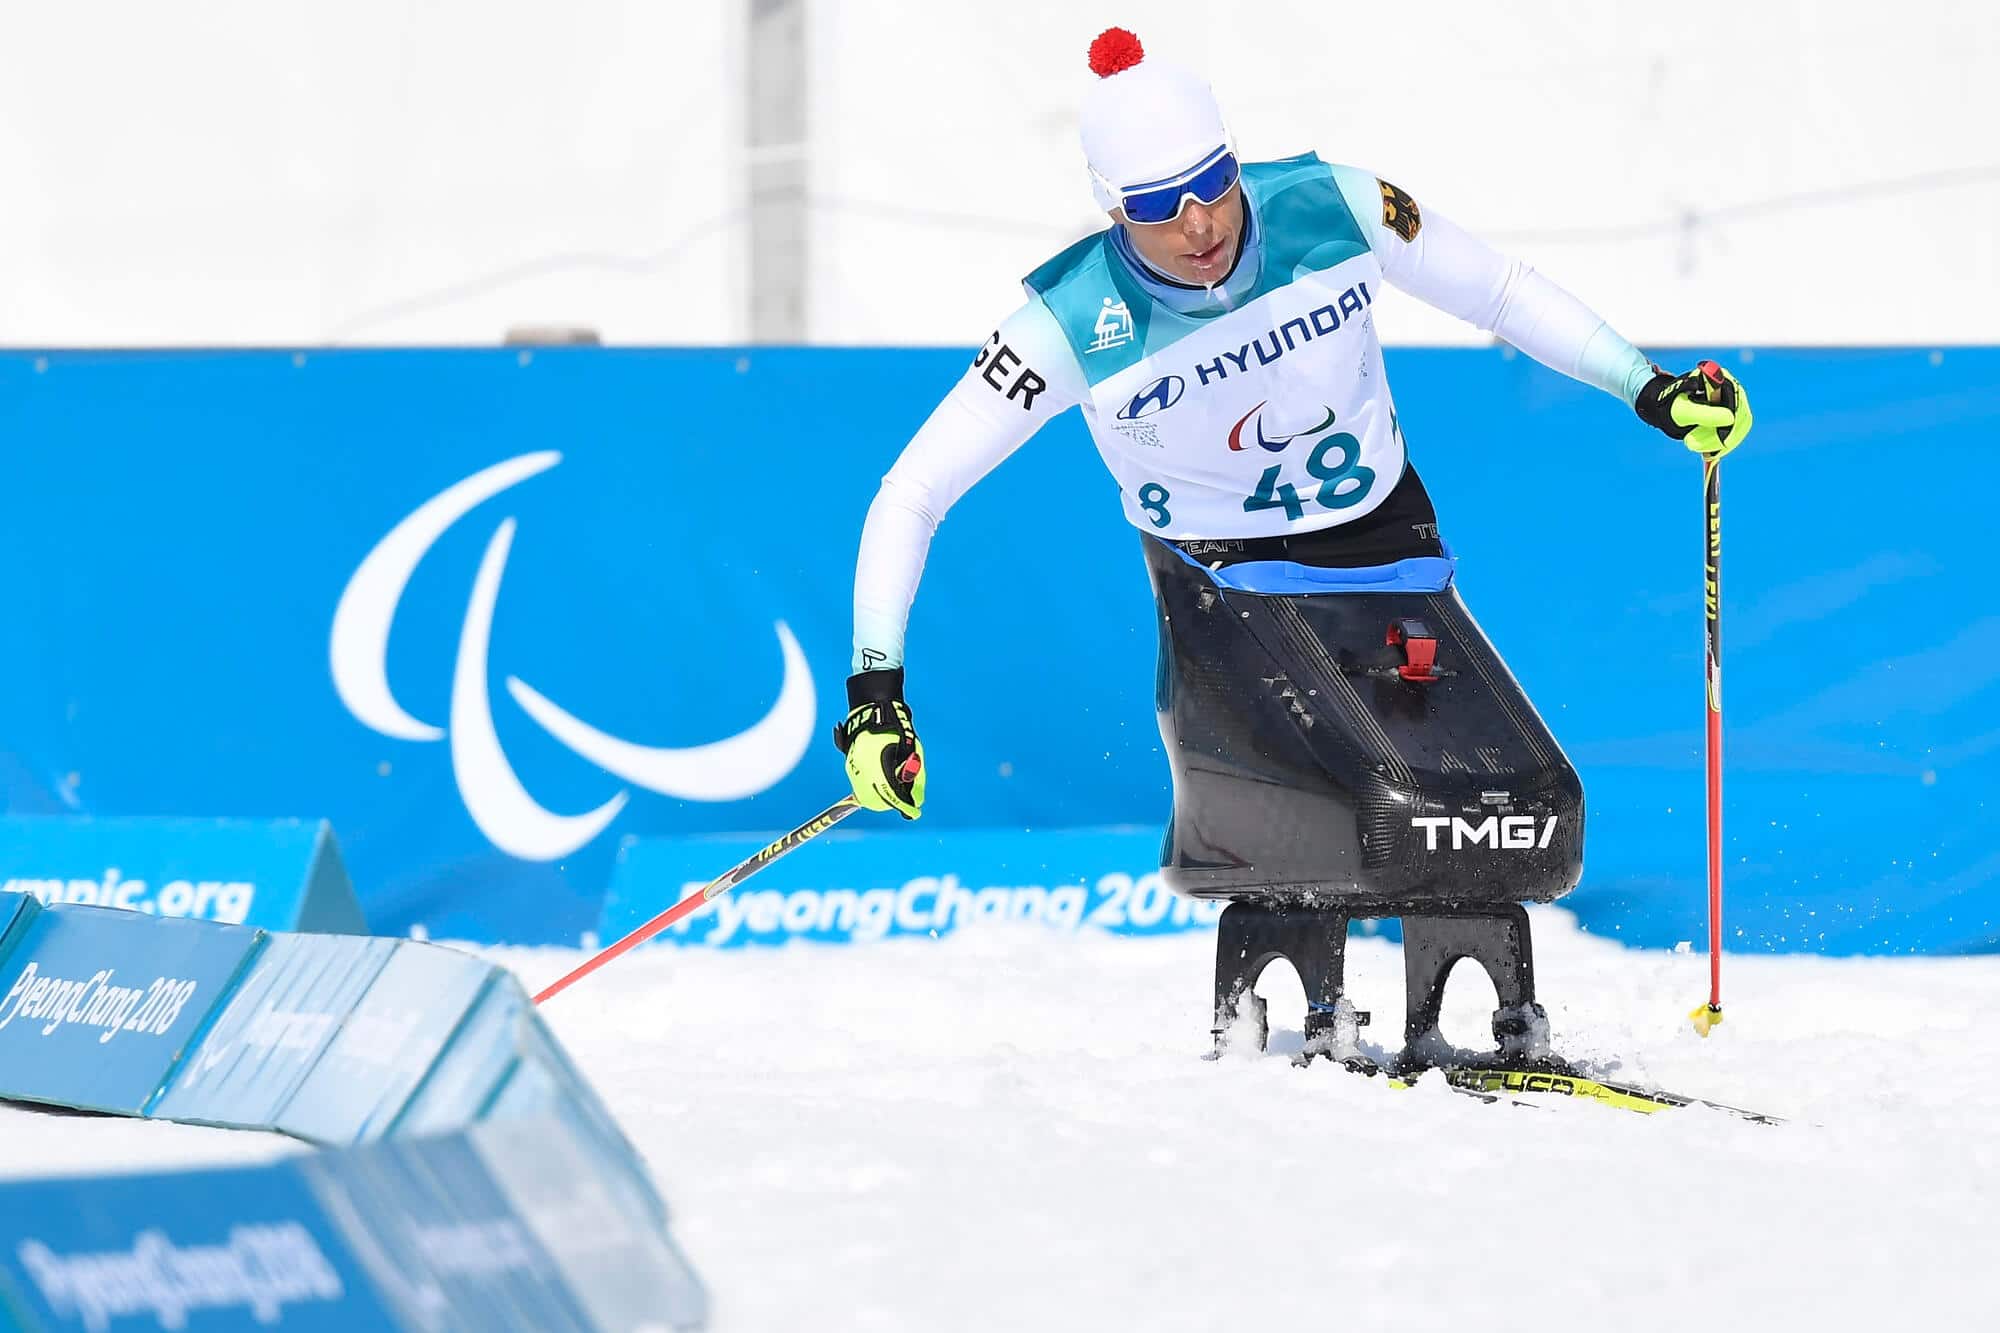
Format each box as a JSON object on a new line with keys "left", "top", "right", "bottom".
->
{"left": 1114, "top": 147, "right": 1241, "bottom": 225}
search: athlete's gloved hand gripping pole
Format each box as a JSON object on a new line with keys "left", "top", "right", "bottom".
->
{"left": 1634, "top": 359, "right": 1753, "bottom": 459}
{"left": 1635, "top": 359, "right": 1751, "bottom": 1036}
{"left": 531, "top": 671, "right": 926, "bottom": 1004}
{"left": 833, "top": 668, "right": 927, "bottom": 819}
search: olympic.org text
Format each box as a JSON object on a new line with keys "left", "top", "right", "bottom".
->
{"left": 17, "top": 1225, "right": 344, "bottom": 1333}
{"left": 667, "top": 871, "right": 1226, "bottom": 947}
{"left": 1, "top": 868, "right": 254, "bottom": 924}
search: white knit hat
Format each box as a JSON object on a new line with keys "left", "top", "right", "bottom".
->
{"left": 1080, "top": 29, "right": 1233, "bottom": 211}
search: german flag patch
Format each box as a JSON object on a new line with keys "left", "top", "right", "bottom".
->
{"left": 1379, "top": 179, "right": 1421, "bottom": 242}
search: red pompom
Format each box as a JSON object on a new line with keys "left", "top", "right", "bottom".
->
{"left": 1088, "top": 27, "right": 1144, "bottom": 78}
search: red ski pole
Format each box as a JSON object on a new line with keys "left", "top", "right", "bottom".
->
{"left": 533, "top": 795, "right": 863, "bottom": 1005}
{"left": 1690, "top": 444, "right": 1726, "bottom": 1036}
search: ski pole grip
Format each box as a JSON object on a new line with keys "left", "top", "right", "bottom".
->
{"left": 1696, "top": 359, "right": 1735, "bottom": 411}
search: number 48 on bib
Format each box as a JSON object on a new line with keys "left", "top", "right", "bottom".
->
{"left": 1243, "top": 432, "right": 1375, "bottom": 519}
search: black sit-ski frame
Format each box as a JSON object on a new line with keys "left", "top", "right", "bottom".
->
{"left": 1211, "top": 900, "right": 1551, "bottom": 1075}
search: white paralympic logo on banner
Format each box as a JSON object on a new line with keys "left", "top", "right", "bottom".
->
{"left": 329, "top": 451, "right": 815, "bottom": 861}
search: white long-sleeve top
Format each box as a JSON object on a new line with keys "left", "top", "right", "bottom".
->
{"left": 853, "top": 154, "right": 1654, "bottom": 672}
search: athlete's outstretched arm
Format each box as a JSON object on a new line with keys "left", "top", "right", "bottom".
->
{"left": 839, "top": 301, "right": 1082, "bottom": 819}
{"left": 1331, "top": 165, "right": 1656, "bottom": 404}
{"left": 852, "top": 301, "right": 1082, "bottom": 674}
{"left": 1331, "top": 164, "right": 1753, "bottom": 459}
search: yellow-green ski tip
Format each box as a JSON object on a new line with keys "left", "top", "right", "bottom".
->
{"left": 1689, "top": 1003, "right": 1724, "bottom": 1037}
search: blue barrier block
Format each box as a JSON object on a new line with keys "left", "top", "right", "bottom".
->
{"left": 383, "top": 969, "right": 672, "bottom": 1227}
{"left": 602, "top": 824, "right": 1217, "bottom": 948}
{"left": 293, "top": 825, "right": 369, "bottom": 936}
{"left": 470, "top": 1114, "right": 708, "bottom": 1332}
{"left": 0, "top": 904, "right": 264, "bottom": 1115}
{"left": 0, "top": 890, "right": 39, "bottom": 960}
{"left": 476, "top": 999, "right": 671, "bottom": 1224}
{"left": 0, "top": 1116, "right": 709, "bottom": 1332}
{"left": 389, "top": 971, "right": 529, "bottom": 1137}
{"left": 0, "top": 1159, "right": 397, "bottom": 1332}
{"left": 152, "top": 933, "right": 399, "bottom": 1128}
{"left": 0, "top": 817, "right": 366, "bottom": 934}
{"left": 295, "top": 1131, "right": 597, "bottom": 1333}
{"left": 275, "top": 942, "right": 494, "bottom": 1145}
{"left": 0, "top": 903, "right": 710, "bottom": 1329}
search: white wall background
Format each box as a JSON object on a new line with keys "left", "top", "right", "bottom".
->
{"left": 2, "top": 0, "right": 1995, "bottom": 346}
{"left": 0, "top": 1, "right": 741, "bottom": 345}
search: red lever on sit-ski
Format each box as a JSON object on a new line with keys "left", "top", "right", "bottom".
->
{"left": 1386, "top": 618, "right": 1440, "bottom": 682}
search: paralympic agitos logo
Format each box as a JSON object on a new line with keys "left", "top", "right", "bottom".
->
{"left": 1227, "top": 402, "right": 1338, "bottom": 454}
{"left": 330, "top": 452, "right": 817, "bottom": 862}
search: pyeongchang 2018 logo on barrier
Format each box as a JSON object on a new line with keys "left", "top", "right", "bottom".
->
{"left": 17, "top": 1226, "right": 345, "bottom": 1333}
{"left": 330, "top": 452, "right": 816, "bottom": 861}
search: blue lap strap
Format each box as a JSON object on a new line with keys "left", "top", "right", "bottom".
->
{"left": 1163, "top": 539, "right": 1456, "bottom": 595}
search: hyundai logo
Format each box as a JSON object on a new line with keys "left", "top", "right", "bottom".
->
{"left": 1118, "top": 375, "right": 1185, "bottom": 421}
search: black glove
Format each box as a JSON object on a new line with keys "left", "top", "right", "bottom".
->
{"left": 832, "top": 669, "right": 925, "bottom": 819}
{"left": 1634, "top": 360, "right": 1753, "bottom": 457}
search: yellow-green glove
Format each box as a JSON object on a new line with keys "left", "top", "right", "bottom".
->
{"left": 832, "top": 669, "right": 925, "bottom": 819}
{"left": 1634, "top": 360, "right": 1753, "bottom": 457}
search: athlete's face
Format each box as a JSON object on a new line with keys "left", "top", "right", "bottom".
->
{"left": 1114, "top": 182, "right": 1244, "bottom": 286}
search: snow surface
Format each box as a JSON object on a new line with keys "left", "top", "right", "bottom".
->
{"left": 4, "top": 910, "right": 1997, "bottom": 1330}
{"left": 505, "top": 909, "right": 2000, "bottom": 1332}
{"left": 0, "top": 1103, "right": 302, "bottom": 1178}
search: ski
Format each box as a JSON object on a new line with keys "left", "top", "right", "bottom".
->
{"left": 1296, "top": 1052, "right": 1783, "bottom": 1123}
{"left": 1291, "top": 1049, "right": 1552, "bottom": 1111}
{"left": 1228, "top": 1024, "right": 1783, "bottom": 1124}
{"left": 1440, "top": 1066, "right": 1784, "bottom": 1125}
{"left": 1385, "top": 1070, "right": 1546, "bottom": 1111}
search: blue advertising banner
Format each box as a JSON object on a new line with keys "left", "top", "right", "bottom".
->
{"left": 0, "top": 817, "right": 366, "bottom": 934}
{"left": 276, "top": 942, "right": 496, "bottom": 1145}
{"left": 1, "top": 347, "right": 1993, "bottom": 952}
{"left": 602, "top": 824, "right": 1220, "bottom": 948}
{"left": 0, "top": 904, "right": 264, "bottom": 1115}
{"left": 0, "top": 1159, "right": 393, "bottom": 1332}
{"left": 152, "top": 933, "right": 398, "bottom": 1129}
{"left": 1571, "top": 769, "right": 2000, "bottom": 953}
